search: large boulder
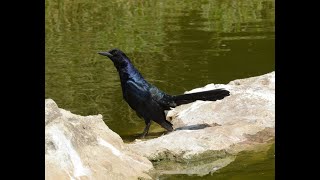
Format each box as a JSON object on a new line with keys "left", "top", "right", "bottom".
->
{"left": 45, "top": 99, "right": 153, "bottom": 180}
{"left": 128, "top": 72, "right": 275, "bottom": 176}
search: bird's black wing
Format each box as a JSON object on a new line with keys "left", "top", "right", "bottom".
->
{"left": 124, "top": 81, "right": 173, "bottom": 131}
{"left": 148, "top": 87, "right": 175, "bottom": 110}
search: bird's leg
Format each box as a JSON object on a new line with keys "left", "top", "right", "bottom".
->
{"left": 140, "top": 120, "right": 151, "bottom": 138}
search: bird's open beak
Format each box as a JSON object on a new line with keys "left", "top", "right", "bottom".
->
{"left": 98, "top": 51, "right": 113, "bottom": 57}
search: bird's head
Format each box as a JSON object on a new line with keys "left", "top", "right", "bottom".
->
{"left": 98, "top": 48, "right": 131, "bottom": 68}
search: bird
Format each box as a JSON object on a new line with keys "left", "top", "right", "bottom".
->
{"left": 98, "top": 48, "right": 230, "bottom": 138}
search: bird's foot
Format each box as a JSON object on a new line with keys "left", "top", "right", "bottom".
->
{"left": 138, "top": 132, "right": 148, "bottom": 139}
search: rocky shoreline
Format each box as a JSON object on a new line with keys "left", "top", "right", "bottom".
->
{"left": 45, "top": 72, "right": 275, "bottom": 179}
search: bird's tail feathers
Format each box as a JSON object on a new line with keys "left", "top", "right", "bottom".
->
{"left": 172, "top": 89, "right": 230, "bottom": 106}
{"left": 158, "top": 120, "right": 174, "bottom": 132}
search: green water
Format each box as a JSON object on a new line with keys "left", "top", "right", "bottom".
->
{"left": 45, "top": 0, "right": 274, "bottom": 178}
{"left": 159, "top": 142, "right": 275, "bottom": 180}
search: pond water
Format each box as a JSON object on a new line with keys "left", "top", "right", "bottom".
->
{"left": 159, "top": 142, "right": 275, "bottom": 180}
{"left": 45, "top": 0, "right": 274, "bottom": 178}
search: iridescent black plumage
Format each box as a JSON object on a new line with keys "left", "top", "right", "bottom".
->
{"left": 99, "top": 49, "right": 230, "bottom": 137}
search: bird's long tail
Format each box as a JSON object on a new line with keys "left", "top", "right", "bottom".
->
{"left": 172, "top": 89, "right": 230, "bottom": 106}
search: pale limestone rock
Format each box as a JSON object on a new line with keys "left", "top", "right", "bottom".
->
{"left": 128, "top": 72, "right": 275, "bottom": 176}
{"left": 45, "top": 99, "right": 153, "bottom": 180}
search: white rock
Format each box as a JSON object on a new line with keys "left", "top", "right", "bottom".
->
{"left": 45, "top": 99, "right": 153, "bottom": 180}
{"left": 128, "top": 72, "right": 275, "bottom": 175}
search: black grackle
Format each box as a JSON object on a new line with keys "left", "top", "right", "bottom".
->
{"left": 98, "top": 49, "right": 230, "bottom": 138}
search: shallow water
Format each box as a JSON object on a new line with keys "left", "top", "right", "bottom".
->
{"left": 159, "top": 142, "right": 275, "bottom": 180}
{"left": 45, "top": 0, "right": 274, "bottom": 178}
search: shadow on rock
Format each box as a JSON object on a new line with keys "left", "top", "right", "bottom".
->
{"left": 174, "top": 123, "right": 213, "bottom": 131}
